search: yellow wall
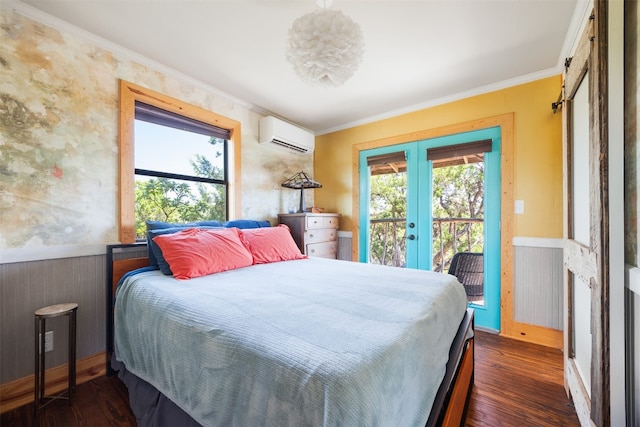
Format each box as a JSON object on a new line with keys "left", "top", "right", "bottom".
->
{"left": 314, "top": 75, "right": 563, "bottom": 239}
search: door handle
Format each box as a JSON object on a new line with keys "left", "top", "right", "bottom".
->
{"left": 408, "top": 234, "right": 416, "bottom": 240}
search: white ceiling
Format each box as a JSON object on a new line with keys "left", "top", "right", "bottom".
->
{"left": 16, "top": 0, "right": 587, "bottom": 134}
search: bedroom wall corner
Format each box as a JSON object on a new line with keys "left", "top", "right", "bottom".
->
{"left": 314, "top": 76, "right": 564, "bottom": 344}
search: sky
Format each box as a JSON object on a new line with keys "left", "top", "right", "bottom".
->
{"left": 134, "top": 120, "right": 224, "bottom": 177}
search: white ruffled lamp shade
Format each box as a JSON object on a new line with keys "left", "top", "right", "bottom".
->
{"left": 286, "top": 4, "right": 365, "bottom": 87}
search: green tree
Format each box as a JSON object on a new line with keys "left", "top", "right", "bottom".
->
{"left": 191, "top": 137, "right": 225, "bottom": 181}
{"left": 134, "top": 137, "right": 226, "bottom": 239}
{"left": 367, "top": 161, "right": 484, "bottom": 271}
{"left": 369, "top": 172, "right": 407, "bottom": 266}
{"left": 134, "top": 178, "right": 194, "bottom": 237}
{"left": 190, "top": 153, "right": 226, "bottom": 221}
{"left": 432, "top": 162, "right": 484, "bottom": 271}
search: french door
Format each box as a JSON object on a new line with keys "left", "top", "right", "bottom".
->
{"left": 359, "top": 127, "right": 501, "bottom": 330}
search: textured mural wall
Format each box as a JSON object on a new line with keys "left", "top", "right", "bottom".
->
{"left": 0, "top": 6, "right": 311, "bottom": 252}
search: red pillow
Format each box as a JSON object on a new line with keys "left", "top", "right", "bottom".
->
{"left": 240, "top": 225, "right": 307, "bottom": 264}
{"left": 152, "top": 227, "right": 253, "bottom": 279}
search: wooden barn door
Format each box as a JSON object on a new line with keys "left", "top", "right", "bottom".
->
{"left": 562, "top": 4, "right": 610, "bottom": 426}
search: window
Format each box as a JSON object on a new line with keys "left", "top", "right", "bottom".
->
{"left": 133, "top": 102, "right": 229, "bottom": 239}
{"left": 118, "top": 80, "right": 241, "bottom": 243}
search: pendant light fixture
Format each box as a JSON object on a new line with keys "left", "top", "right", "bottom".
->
{"left": 286, "top": 0, "right": 365, "bottom": 87}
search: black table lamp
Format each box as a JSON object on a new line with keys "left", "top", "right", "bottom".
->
{"left": 281, "top": 171, "right": 322, "bottom": 213}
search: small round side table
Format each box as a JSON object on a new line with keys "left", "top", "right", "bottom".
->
{"left": 34, "top": 303, "right": 78, "bottom": 413}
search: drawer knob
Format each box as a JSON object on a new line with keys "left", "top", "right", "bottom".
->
{"left": 310, "top": 234, "right": 314, "bottom": 238}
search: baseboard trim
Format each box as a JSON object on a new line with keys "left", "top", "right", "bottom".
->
{"left": 501, "top": 321, "right": 563, "bottom": 349}
{"left": 0, "top": 352, "right": 106, "bottom": 414}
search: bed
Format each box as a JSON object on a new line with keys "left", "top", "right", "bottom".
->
{"left": 106, "top": 224, "right": 475, "bottom": 427}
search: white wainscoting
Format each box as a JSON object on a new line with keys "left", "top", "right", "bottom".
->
{"left": 512, "top": 237, "right": 564, "bottom": 330}
{"left": 0, "top": 244, "right": 110, "bottom": 264}
{"left": 0, "top": 245, "right": 148, "bottom": 385}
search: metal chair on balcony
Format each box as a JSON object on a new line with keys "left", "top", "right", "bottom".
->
{"left": 448, "top": 252, "right": 484, "bottom": 302}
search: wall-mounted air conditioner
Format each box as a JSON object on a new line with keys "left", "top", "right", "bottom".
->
{"left": 259, "top": 116, "right": 315, "bottom": 154}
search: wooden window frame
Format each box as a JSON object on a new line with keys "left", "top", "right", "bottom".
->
{"left": 118, "top": 80, "right": 242, "bottom": 243}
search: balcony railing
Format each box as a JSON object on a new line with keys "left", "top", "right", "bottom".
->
{"left": 432, "top": 217, "right": 483, "bottom": 272}
{"left": 369, "top": 217, "right": 407, "bottom": 267}
{"left": 368, "top": 217, "right": 483, "bottom": 271}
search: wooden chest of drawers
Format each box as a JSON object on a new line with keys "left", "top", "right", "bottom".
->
{"left": 277, "top": 213, "right": 340, "bottom": 259}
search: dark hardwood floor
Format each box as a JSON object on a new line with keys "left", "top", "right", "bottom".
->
{"left": 466, "top": 331, "right": 579, "bottom": 426}
{"left": 1, "top": 331, "right": 579, "bottom": 426}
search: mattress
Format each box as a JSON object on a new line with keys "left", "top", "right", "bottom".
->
{"left": 113, "top": 257, "right": 467, "bottom": 427}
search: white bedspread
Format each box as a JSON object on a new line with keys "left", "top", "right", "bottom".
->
{"left": 114, "top": 258, "right": 467, "bottom": 427}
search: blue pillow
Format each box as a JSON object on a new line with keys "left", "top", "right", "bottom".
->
{"left": 148, "top": 226, "right": 225, "bottom": 275}
{"left": 146, "top": 220, "right": 224, "bottom": 268}
{"left": 223, "top": 219, "right": 271, "bottom": 229}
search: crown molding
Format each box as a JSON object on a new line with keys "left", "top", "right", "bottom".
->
{"left": 560, "top": 0, "right": 594, "bottom": 61}
{"left": 317, "top": 66, "right": 563, "bottom": 135}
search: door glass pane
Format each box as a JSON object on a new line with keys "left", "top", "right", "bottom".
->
{"left": 432, "top": 159, "right": 485, "bottom": 304}
{"left": 368, "top": 160, "right": 407, "bottom": 267}
{"left": 571, "top": 71, "right": 590, "bottom": 246}
{"left": 572, "top": 272, "right": 592, "bottom": 396}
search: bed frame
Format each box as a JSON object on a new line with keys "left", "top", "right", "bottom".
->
{"left": 106, "top": 244, "right": 475, "bottom": 427}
